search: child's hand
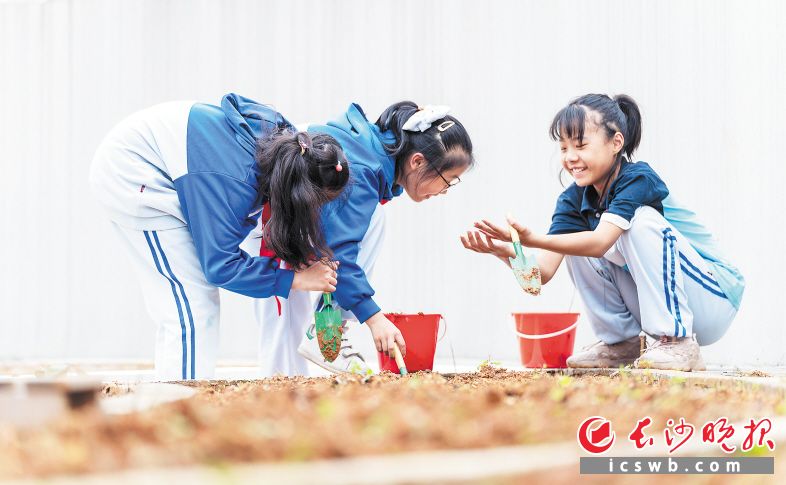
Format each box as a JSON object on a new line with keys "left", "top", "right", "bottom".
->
{"left": 366, "top": 312, "right": 406, "bottom": 358}
{"left": 473, "top": 219, "right": 512, "bottom": 242}
{"left": 506, "top": 214, "right": 534, "bottom": 245}
{"left": 460, "top": 231, "right": 515, "bottom": 260}
{"left": 474, "top": 215, "right": 533, "bottom": 246}
{"left": 291, "top": 260, "right": 339, "bottom": 292}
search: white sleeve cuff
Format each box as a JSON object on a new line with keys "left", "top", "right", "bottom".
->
{"left": 600, "top": 212, "right": 632, "bottom": 230}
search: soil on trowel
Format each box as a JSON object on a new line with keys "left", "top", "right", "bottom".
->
{"left": 317, "top": 327, "right": 342, "bottom": 362}
{"left": 1, "top": 366, "right": 783, "bottom": 478}
{"left": 513, "top": 267, "right": 541, "bottom": 295}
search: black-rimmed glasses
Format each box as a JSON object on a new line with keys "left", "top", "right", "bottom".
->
{"left": 432, "top": 164, "right": 461, "bottom": 191}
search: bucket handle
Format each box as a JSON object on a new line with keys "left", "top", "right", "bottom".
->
{"left": 512, "top": 319, "right": 579, "bottom": 340}
{"left": 436, "top": 315, "right": 457, "bottom": 373}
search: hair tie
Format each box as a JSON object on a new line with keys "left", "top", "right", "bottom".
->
{"left": 402, "top": 105, "right": 451, "bottom": 132}
{"left": 335, "top": 163, "right": 343, "bottom": 172}
{"left": 299, "top": 140, "right": 308, "bottom": 155}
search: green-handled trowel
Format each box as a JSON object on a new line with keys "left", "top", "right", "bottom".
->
{"left": 508, "top": 225, "right": 542, "bottom": 296}
{"left": 314, "top": 293, "right": 344, "bottom": 362}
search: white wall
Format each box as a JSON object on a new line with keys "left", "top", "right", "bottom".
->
{"left": 1, "top": 0, "right": 784, "bottom": 366}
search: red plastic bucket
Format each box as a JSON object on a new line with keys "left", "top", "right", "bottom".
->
{"left": 378, "top": 313, "right": 442, "bottom": 373}
{"left": 512, "top": 313, "right": 579, "bottom": 368}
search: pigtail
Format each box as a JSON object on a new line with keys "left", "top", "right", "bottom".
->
{"left": 256, "top": 130, "right": 349, "bottom": 269}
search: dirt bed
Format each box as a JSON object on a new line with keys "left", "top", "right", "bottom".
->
{"left": 1, "top": 366, "right": 783, "bottom": 478}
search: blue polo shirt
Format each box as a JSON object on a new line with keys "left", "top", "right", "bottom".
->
{"left": 548, "top": 161, "right": 668, "bottom": 234}
{"left": 547, "top": 160, "right": 744, "bottom": 310}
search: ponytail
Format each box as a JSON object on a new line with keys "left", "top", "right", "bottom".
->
{"left": 256, "top": 129, "right": 349, "bottom": 268}
{"left": 376, "top": 101, "right": 474, "bottom": 187}
{"left": 376, "top": 101, "right": 421, "bottom": 160}
{"left": 613, "top": 94, "right": 642, "bottom": 159}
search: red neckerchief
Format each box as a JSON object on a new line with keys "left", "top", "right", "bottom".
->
{"left": 259, "top": 202, "right": 283, "bottom": 316}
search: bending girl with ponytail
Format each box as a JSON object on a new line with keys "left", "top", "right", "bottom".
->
{"left": 90, "top": 93, "right": 349, "bottom": 380}
{"left": 256, "top": 101, "right": 475, "bottom": 376}
{"left": 462, "top": 93, "right": 744, "bottom": 373}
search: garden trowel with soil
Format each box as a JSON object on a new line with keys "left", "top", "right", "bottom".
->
{"left": 315, "top": 293, "right": 343, "bottom": 362}
{"left": 508, "top": 224, "right": 542, "bottom": 296}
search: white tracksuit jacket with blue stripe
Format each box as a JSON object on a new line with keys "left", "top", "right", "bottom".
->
{"left": 90, "top": 93, "right": 296, "bottom": 298}
{"left": 91, "top": 95, "right": 403, "bottom": 321}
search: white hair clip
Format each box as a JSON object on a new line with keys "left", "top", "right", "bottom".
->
{"left": 402, "top": 105, "right": 451, "bottom": 132}
{"left": 437, "top": 120, "right": 455, "bottom": 132}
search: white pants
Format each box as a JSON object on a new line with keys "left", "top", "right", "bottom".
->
{"left": 251, "top": 204, "right": 387, "bottom": 376}
{"left": 111, "top": 223, "right": 221, "bottom": 380}
{"left": 566, "top": 207, "right": 736, "bottom": 346}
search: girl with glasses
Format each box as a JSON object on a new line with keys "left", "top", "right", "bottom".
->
{"left": 255, "top": 102, "right": 474, "bottom": 376}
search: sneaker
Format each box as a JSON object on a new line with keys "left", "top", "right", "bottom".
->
{"left": 297, "top": 323, "right": 373, "bottom": 376}
{"left": 635, "top": 335, "right": 706, "bottom": 372}
{"left": 566, "top": 336, "right": 644, "bottom": 368}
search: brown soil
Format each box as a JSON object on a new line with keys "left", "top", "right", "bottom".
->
{"left": 739, "top": 370, "right": 773, "bottom": 378}
{"left": 513, "top": 267, "right": 541, "bottom": 295}
{"left": 523, "top": 286, "right": 541, "bottom": 296}
{"left": 317, "top": 328, "right": 342, "bottom": 362}
{"left": 528, "top": 266, "right": 541, "bottom": 281}
{"left": 1, "top": 367, "right": 783, "bottom": 479}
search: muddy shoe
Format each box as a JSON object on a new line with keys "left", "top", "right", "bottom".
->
{"left": 566, "top": 336, "right": 643, "bottom": 368}
{"left": 635, "top": 335, "right": 706, "bottom": 372}
{"left": 297, "top": 324, "right": 373, "bottom": 376}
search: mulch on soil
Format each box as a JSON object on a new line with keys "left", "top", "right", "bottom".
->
{"left": 1, "top": 366, "right": 783, "bottom": 478}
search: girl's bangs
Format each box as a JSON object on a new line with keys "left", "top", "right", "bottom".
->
{"left": 549, "top": 104, "right": 586, "bottom": 143}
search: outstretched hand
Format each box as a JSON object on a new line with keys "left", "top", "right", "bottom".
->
{"left": 473, "top": 214, "right": 534, "bottom": 246}
{"left": 460, "top": 231, "right": 514, "bottom": 260}
{"left": 472, "top": 218, "right": 511, "bottom": 242}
